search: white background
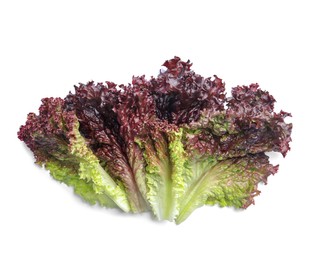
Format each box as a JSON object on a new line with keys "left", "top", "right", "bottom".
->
{"left": 1, "top": 0, "right": 311, "bottom": 259}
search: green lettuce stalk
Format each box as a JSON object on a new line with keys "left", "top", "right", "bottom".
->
{"left": 137, "top": 125, "right": 185, "bottom": 221}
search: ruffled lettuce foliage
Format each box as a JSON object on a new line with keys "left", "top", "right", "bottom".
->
{"left": 18, "top": 57, "right": 292, "bottom": 224}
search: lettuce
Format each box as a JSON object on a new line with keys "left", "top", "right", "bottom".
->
{"left": 18, "top": 98, "right": 130, "bottom": 211}
{"left": 18, "top": 57, "right": 292, "bottom": 223}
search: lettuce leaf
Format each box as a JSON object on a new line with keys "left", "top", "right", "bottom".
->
{"left": 46, "top": 159, "right": 117, "bottom": 208}
{"left": 18, "top": 98, "right": 130, "bottom": 211}
{"left": 150, "top": 56, "right": 226, "bottom": 125}
{"left": 65, "top": 81, "right": 152, "bottom": 212}
{"left": 176, "top": 153, "right": 277, "bottom": 224}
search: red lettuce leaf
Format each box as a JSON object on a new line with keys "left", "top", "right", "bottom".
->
{"left": 185, "top": 84, "right": 292, "bottom": 158}
{"left": 65, "top": 81, "right": 155, "bottom": 212}
{"left": 150, "top": 56, "right": 226, "bottom": 125}
{"left": 18, "top": 98, "right": 77, "bottom": 164}
{"left": 18, "top": 98, "right": 130, "bottom": 210}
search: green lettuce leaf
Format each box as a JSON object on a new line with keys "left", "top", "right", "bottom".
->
{"left": 46, "top": 159, "right": 117, "bottom": 207}
{"left": 176, "top": 153, "right": 277, "bottom": 224}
